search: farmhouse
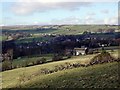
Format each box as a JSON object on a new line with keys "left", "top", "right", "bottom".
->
{"left": 74, "top": 47, "right": 88, "bottom": 56}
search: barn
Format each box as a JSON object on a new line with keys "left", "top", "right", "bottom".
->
{"left": 74, "top": 47, "right": 88, "bottom": 56}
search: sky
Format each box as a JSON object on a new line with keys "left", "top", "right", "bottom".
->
{"left": 0, "top": 0, "right": 119, "bottom": 26}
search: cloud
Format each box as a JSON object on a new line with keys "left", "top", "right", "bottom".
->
{"left": 47, "top": 11, "right": 118, "bottom": 25}
{"left": 104, "top": 16, "right": 118, "bottom": 25}
{"left": 0, "top": 24, "right": 5, "bottom": 26}
{"left": 51, "top": 16, "right": 82, "bottom": 25}
{"left": 11, "top": 2, "right": 92, "bottom": 15}
{"left": 101, "top": 9, "right": 109, "bottom": 14}
{"left": 83, "top": 14, "right": 96, "bottom": 24}
{"left": 87, "top": 12, "right": 96, "bottom": 16}
{"left": 1, "top": 0, "right": 119, "bottom": 2}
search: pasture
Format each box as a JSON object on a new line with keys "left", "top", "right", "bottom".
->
{"left": 2, "top": 50, "right": 118, "bottom": 88}
{"left": 2, "top": 25, "right": 119, "bottom": 35}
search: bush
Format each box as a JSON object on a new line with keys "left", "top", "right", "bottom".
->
{"left": 12, "top": 65, "right": 17, "bottom": 69}
{"left": 90, "top": 52, "right": 115, "bottom": 65}
{"left": 2, "top": 60, "right": 12, "bottom": 71}
{"left": 36, "top": 58, "right": 47, "bottom": 65}
{"left": 23, "top": 61, "right": 29, "bottom": 67}
{"left": 40, "top": 57, "right": 47, "bottom": 63}
{"left": 41, "top": 68, "right": 50, "bottom": 74}
{"left": 27, "top": 62, "right": 34, "bottom": 67}
{"left": 52, "top": 54, "right": 63, "bottom": 61}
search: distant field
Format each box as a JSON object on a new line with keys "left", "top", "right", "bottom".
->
{"left": 1, "top": 25, "right": 119, "bottom": 42}
{"left": 0, "top": 36, "right": 7, "bottom": 41}
{"left": 2, "top": 50, "right": 118, "bottom": 88}
{"left": 40, "top": 25, "right": 119, "bottom": 35}
{"left": 2, "top": 25, "right": 119, "bottom": 35}
{"left": 12, "top": 49, "right": 118, "bottom": 67}
{"left": 12, "top": 55, "right": 52, "bottom": 68}
{"left": 15, "top": 36, "right": 54, "bottom": 43}
{"left": 0, "top": 36, "right": 2, "bottom": 41}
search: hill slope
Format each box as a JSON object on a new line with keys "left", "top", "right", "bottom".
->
{"left": 2, "top": 54, "right": 96, "bottom": 88}
{"left": 2, "top": 25, "right": 118, "bottom": 35}
{"left": 3, "top": 62, "right": 119, "bottom": 88}
{"left": 2, "top": 51, "right": 119, "bottom": 88}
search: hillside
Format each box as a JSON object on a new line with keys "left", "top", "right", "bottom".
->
{"left": 3, "top": 62, "right": 119, "bottom": 88}
{"left": 2, "top": 25, "right": 119, "bottom": 35}
{"left": 19, "top": 62, "right": 119, "bottom": 88}
{"left": 2, "top": 54, "right": 96, "bottom": 88}
{"left": 2, "top": 51, "right": 119, "bottom": 88}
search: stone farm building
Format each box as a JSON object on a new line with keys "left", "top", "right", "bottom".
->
{"left": 73, "top": 47, "right": 88, "bottom": 56}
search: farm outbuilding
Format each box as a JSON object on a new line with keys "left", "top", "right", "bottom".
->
{"left": 73, "top": 47, "right": 88, "bottom": 56}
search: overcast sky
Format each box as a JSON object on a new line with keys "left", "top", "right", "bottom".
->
{"left": 0, "top": 0, "right": 119, "bottom": 26}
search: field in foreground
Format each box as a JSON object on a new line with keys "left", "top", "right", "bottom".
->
{"left": 22, "top": 62, "right": 120, "bottom": 88}
{"left": 2, "top": 51, "right": 119, "bottom": 88}
{"left": 2, "top": 54, "right": 96, "bottom": 88}
{"left": 3, "top": 62, "right": 119, "bottom": 88}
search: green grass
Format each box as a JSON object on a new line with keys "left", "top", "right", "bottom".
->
{"left": 0, "top": 35, "right": 7, "bottom": 41}
{"left": 2, "top": 62, "right": 119, "bottom": 88}
{"left": 2, "top": 25, "right": 119, "bottom": 35}
{"left": 19, "top": 62, "right": 119, "bottom": 88}
{"left": 11, "top": 54, "right": 53, "bottom": 68}
{"left": 2, "top": 54, "right": 96, "bottom": 88}
{"left": 2, "top": 51, "right": 118, "bottom": 88}
{"left": 43, "top": 25, "right": 119, "bottom": 35}
{"left": 12, "top": 56, "right": 51, "bottom": 67}
{"left": 15, "top": 36, "right": 54, "bottom": 44}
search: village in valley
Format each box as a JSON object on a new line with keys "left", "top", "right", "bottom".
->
{"left": 1, "top": 25, "right": 119, "bottom": 68}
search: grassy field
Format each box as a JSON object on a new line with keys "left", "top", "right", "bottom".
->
{"left": 2, "top": 50, "right": 118, "bottom": 88}
{"left": 2, "top": 25, "right": 119, "bottom": 35}
{"left": 2, "top": 62, "right": 119, "bottom": 88}
{"left": 12, "top": 49, "right": 118, "bottom": 67}
{"left": 0, "top": 36, "right": 7, "bottom": 41}
{"left": 17, "top": 62, "right": 119, "bottom": 88}
{"left": 15, "top": 36, "right": 54, "bottom": 44}
{"left": 12, "top": 55, "right": 52, "bottom": 68}
{"left": 39, "top": 25, "right": 118, "bottom": 35}
{"left": 2, "top": 25, "right": 119, "bottom": 42}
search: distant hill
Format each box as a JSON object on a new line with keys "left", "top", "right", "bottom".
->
{"left": 1, "top": 25, "right": 119, "bottom": 35}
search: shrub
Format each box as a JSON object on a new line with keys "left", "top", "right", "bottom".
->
{"left": 72, "top": 62, "right": 81, "bottom": 68}
{"left": 52, "top": 54, "right": 63, "bottom": 61}
{"left": 27, "top": 62, "right": 34, "bottom": 67}
{"left": 90, "top": 52, "right": 115, "bottom": 65}
{"left": 12, "top": 65, "right": 17, "bottom": 69}
{"left": 41, "top": 68, "right": 50, "bottom": 74}
{"left": 40, "top": 57, "right": 47, "bottom": 63}
{"left": 36, "top": 58, "right": 47, "bottom": 65}
{"left": 23, "top": 61, "right": 29, "bottom": 67}
{"left": 2, "top": 60, "right": 12, "bottom": 71}
{"left": 111, "top": 49, "right": 114, "bottom": 52}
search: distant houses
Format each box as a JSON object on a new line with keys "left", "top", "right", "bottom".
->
{"left": 65, "top": 46, "right": 89, "bottom": 56}
{"left": 73, "top": 46, "right": 89, "bottom": 56}
{"left": 74, "top": 48, "right": 86, "bottom": 56}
